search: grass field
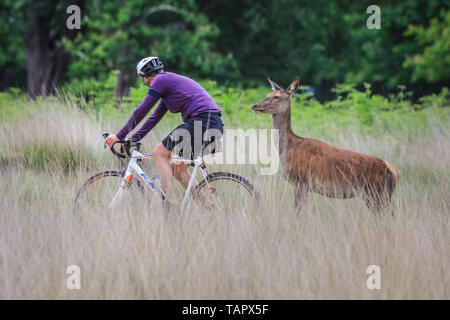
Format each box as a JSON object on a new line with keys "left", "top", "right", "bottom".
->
{"left": 0, "top": 93, "right": 449, "bottom": 299}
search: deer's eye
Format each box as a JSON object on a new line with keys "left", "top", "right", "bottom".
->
{"left": 273, "top": 96, "right": 280, "bottom": 100}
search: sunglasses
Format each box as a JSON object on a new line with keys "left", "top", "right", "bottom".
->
{"left": 140, "top": 72, "right": 158, "bottom": 79}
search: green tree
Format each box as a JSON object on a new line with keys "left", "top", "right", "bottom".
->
{"left": 23, "top": 0, "right": 83, "bottom": 98}
{"left": 198, "top": 0, "right": 349, "bottom": 86}
{"left": 0, "top": 0, "right": 26, "bottom": 90}
{"left": 1, "top": 0, "right": 450, "bottom": 98}
{"left": 336, "top": 0, "right": 447, "bottom": 87}
{"left": 64, "top": 0, "right": 237, "bottom": 99}
{"left": 404, "top": 9, "right": 450, "bottom": 82}
{"left": 199, "top": 0, "right": 449, "bottom": 89}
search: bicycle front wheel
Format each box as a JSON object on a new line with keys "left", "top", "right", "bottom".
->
{"left": 74, "top": 171, "right": 146, "bottom": 214}
{"left": 194, "top": 171, "right": 261, "bottom": 213}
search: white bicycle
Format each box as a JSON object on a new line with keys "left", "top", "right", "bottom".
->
{"left": 74, "top": 133, "right": 261, "bottom": 214}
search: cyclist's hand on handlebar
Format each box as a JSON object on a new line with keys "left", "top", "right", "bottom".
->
{"left": 105, "top": 134, "right": 120, "bottom": 148}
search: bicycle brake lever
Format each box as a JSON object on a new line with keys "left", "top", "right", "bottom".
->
{"left": 102, "top": 132, "right": 109, "bottom": 152}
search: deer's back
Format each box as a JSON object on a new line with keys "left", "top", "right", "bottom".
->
{"left": 283, "top": 136, "right": 391, "bottom": 195}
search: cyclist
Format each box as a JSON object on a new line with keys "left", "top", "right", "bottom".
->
{"left": 105, "top": 57, "right": 223, "bottom": 209}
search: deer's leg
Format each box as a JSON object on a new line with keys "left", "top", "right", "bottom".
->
{"left": 363, "top": 185, "right": 392, "bottom": 217}
{"left": 294, "top": 183, "right": 308, "bottom": 214}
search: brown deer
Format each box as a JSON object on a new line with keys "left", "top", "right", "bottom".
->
{"left": 251, "top": 78, "right": 400, "bottom": 214}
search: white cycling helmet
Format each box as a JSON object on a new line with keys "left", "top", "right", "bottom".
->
{"left": 136, "top": 57, "right": 164, "bottom": 76}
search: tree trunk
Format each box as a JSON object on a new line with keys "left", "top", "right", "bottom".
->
{"left": 24, "top": 0, "right": 82, "bottom": 99}
{"left": 114, "top": 71, "right": 135, "bottom": 102}
{"left": 114, "top": 45, "right": 135, "bottom": 102}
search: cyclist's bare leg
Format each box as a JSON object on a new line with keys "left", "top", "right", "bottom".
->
{"left": 153, "top": 143, "right": 176, "bottom": 205}
{"left": 154, "top": 143, "right": 210, "bottom": 208}
{"left": 171, "top": 162, "right": 190, "bottom": 188}
{"left": 171, "top": 162, "right": 209, "bottom": 205}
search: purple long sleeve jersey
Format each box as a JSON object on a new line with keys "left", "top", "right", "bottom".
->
{"left": 116, "top": 72, "right": 222, "bottom": 141}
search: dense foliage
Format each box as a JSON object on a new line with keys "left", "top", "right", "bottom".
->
{"left": 63, "top": 0, "right": 237, "bottom": 82}
{"left": 1, "top": 0, "right": 449, "bottom": 97}
{"left": 36, "top": 77, "right": 450, "bottom": 135}
{"left": 404, "top": 9, "right": 450, "bottom": 82}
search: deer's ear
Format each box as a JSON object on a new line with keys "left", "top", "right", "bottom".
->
{"left": 268, "top": 78, "right": 282, "bottom": 91}
{"left": 287, "top": 78, "right": 299, "bottom": 94}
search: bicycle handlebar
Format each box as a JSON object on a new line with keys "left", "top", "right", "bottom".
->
{"left": 102, "top": 132, "right": 140, "bottom": 159}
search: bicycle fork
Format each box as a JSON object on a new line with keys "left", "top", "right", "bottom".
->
{"left": 109, "top": 154, "right": 166, "bottom": 209}
{"left": 108, "top": 166, "right": 134, "bottom": 209}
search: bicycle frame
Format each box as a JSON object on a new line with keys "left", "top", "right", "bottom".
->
{"left": 109, "top": 149, "right": 211, "bottom": 212}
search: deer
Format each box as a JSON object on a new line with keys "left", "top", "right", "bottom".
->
{"left": 251, "top": 78, "right": 400, "bottom": 214}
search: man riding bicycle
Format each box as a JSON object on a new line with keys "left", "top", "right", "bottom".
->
{"left": 105, "top": 57, "right": 223, "bottom": 209}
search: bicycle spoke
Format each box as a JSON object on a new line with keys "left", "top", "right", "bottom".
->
{"left": 194, "top": 172, "right": 261, "bottom": 214}
{"left": 75, "top": 172, "right": 146, "bottom": 214}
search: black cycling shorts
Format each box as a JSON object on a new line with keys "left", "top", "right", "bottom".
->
{"left": 161, "top": 112, "right": 223, "bottom": 159}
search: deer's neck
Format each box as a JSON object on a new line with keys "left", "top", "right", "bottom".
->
{"left": 272, "top": 105, "right": 294, "bottom": 159}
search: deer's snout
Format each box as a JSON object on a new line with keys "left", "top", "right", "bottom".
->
{"left": 252, "top": 104, "right": 260, "bottom": 112}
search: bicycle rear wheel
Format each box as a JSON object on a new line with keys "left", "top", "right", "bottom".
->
{"left": 194, "top": 171, "right": 261, "bottom": 213}
{"left": 74, "top": 171, "right": 146, "bottom": 214}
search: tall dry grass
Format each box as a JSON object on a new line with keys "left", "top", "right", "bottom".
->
{"left": 0, "top": 98, "right": 449, "bottom": 299}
